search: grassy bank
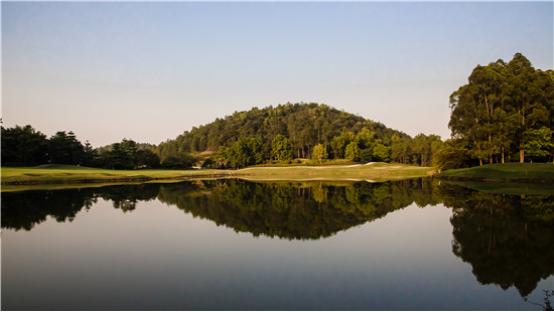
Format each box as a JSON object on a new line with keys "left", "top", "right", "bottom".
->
{"left": 1, "top": 163, "right": 434, "bottom": 188}
{"left": 438, "top": 163, "right": 554, "bottom": 183}
{"left": 1, "top": 166, "right": 233, "bottom": 185}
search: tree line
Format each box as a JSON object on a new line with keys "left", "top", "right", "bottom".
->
{"left": 2, "top": 103, "right": 446, "bottom": 169}
{"left": 439, "top": 53, "right": 554, "bottom": 169}
{"left": 0, "top": 125, "right": 194, "bottom": 169}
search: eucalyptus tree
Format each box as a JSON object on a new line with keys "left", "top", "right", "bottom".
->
{"left": 448, "top": 53, "right": 553, "bottom": 165}
{"left": 505, "top": 53, "right": 541, "bottom": 163}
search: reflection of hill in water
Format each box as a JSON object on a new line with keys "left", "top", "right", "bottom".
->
{"left": 2, "top": 179, "right": 553, "bottom": 296}
{"left": 156, "top": 179, "right": 439, "bottom": 240}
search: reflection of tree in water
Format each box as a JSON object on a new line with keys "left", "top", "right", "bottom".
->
{"left": 439, "top": 183, "right": 554, "bottom": 297}
{"left": 97, "top": 184, "right": 160, "bottom": 212}
{"left": 1, "top": 189, "right": 97, "bottom": 231}
{"left": 1, "top": 184, "right": 160, "bottom": 231}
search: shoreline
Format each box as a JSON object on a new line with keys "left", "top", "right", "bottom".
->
{"left": 4, "top": 163, "right": 554, "bottom": 190}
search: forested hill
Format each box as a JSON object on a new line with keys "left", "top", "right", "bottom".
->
{"left": 156, "top": 103, "right": 408, "bottom": 159}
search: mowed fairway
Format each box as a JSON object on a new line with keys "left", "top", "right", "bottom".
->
{"left": 238, "top": 162, "right": 434, "bottom": 181}
{"left": 1, "top": 163, "right": 434, "bottom": 189}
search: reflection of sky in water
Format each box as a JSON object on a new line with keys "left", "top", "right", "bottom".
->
{"left": 3, "top": 193, "right": 552, "bottom": 310}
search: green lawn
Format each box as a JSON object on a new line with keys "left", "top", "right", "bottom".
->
{"left": 439, "top": 163, "right": 554, "bottom": 182}
{"left": 1, "top": 162, "right": 434, "bottom": 188}
{"left": 1, "top": 166, "right": 232, "bottom": 185}
{"left": 251, "top": 158, "right": 356, "bottom": 167}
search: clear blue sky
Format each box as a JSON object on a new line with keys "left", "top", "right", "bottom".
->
{"left": 2, "top": 2, "right": 553, "bottom": 146}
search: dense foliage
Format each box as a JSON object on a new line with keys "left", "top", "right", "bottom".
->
{"left": 1, "top": 125, "right": 93, "bottom": 166}
{"left": 94, "top": 139, "right": 161, "bottom": 169}
{"left": 157, "top": 103, "right": 394, "bottom": 157}
{"left": 445, "top": 53, "right": 554, "bottom": 168}
{"left": 390, "top": 133, "right": 443, "bottom": 166}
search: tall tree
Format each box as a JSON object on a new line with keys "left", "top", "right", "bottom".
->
{"left": 48, "top": 131, "right": 86, "bottom": 165}
{"left": 345, "top": 141, "right": 361, "bottom": 162}
{"left": 505, "top": 53, "right": 548, "bottom": 163}
{"left": 391, "top": 135, "right": 411, "bottom": 164}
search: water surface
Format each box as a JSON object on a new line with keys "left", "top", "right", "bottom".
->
{"left": 2, "top": 179, "right": 553, "bottom": 310}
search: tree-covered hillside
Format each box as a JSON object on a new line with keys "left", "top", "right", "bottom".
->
{"left": 156, "top": 103, "right": 413, "bottom": 165}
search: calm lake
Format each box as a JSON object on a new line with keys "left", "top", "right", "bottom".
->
{"left": 2, "top": 178, "right": 553, "bottom": 310}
